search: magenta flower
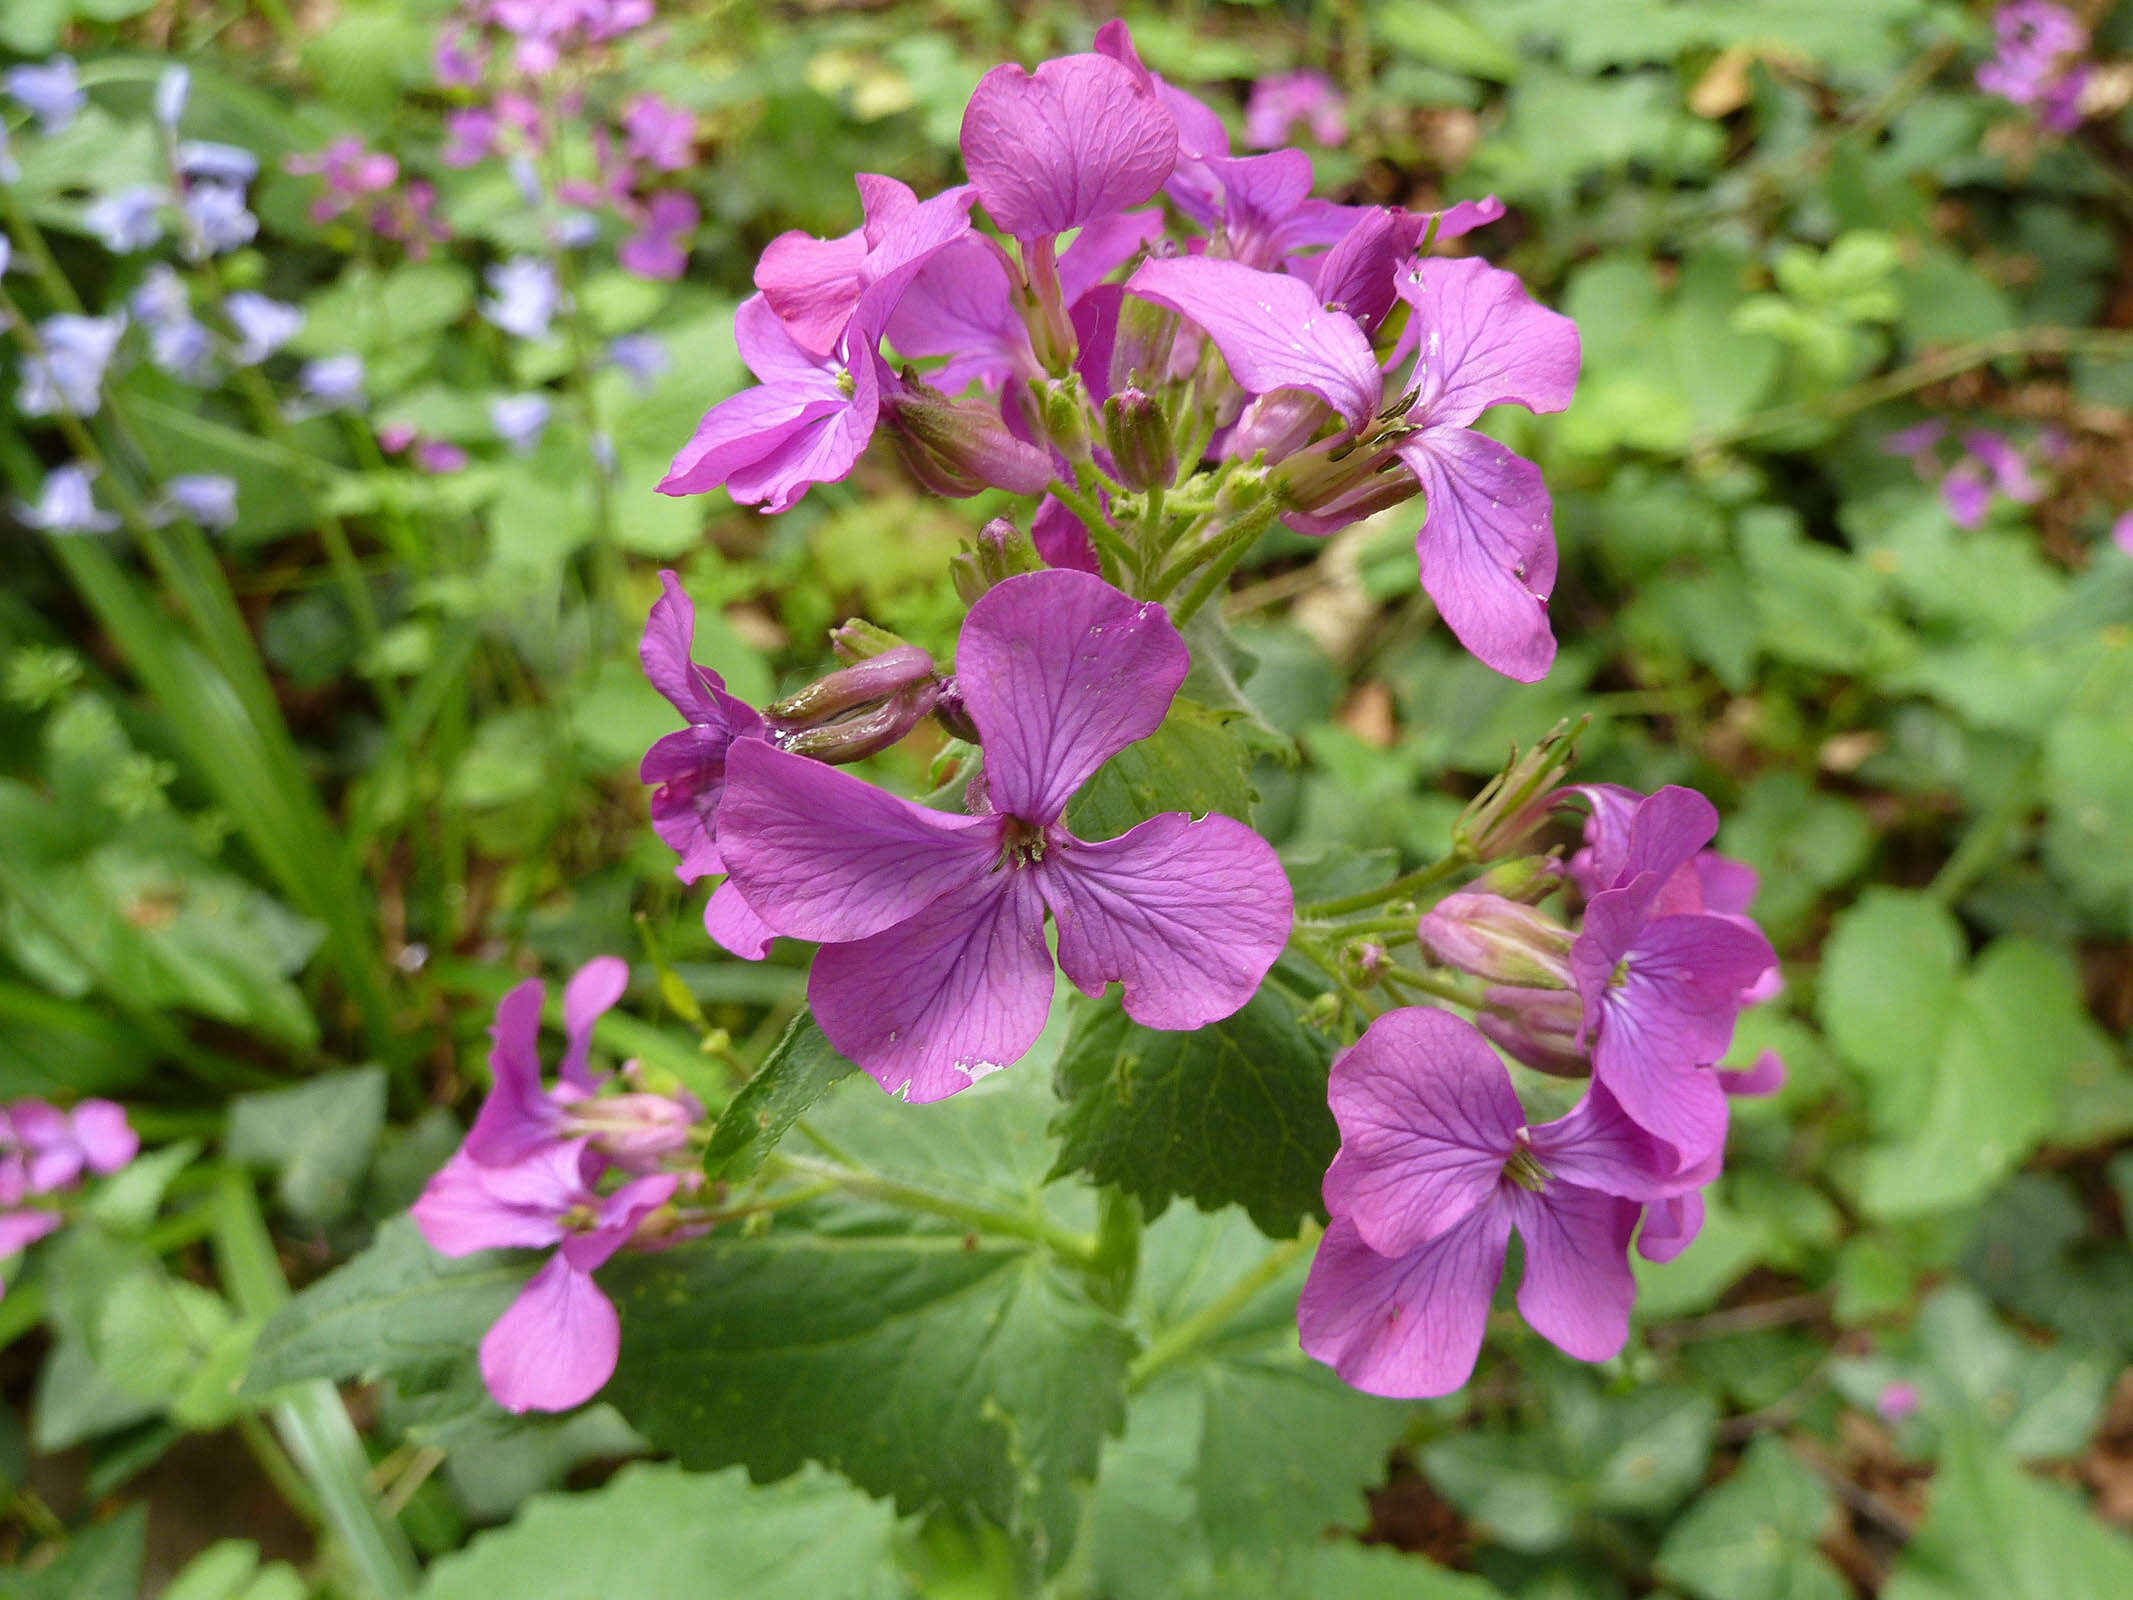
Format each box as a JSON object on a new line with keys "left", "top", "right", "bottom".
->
{"left": 413, "top": 1141, "right": 675, "bottom": 1413}
{"left": 618, "top": 190, "right": 697, "bottom": 281}
{"left": 1126, "top": 252, "right": 1578, "bottom": 680}
{"left": 2113, "top": 510, "right": 2133, "bottom": 556}
{"left": 1566, "top": 787, "right": 1776, "bottom": 1170}
{"left": 1092, "top": 21, "right": 1237, "bottom": 220}
{"left": 637, "top": 572, "right": 774, "bottom": 956}
{"left": 1245, "top": 70, "right": 1348, "bottom": 149}
{"left": 621, "top": 93, "right": 694, "bottom": 171}
{"left": 753, "top": 176, "right": 976, "bottom": 361}
{"left": 1977, "top": 1, "right": 2090, "bottom": 132}
{"left": 6, "top": 1099, "right": 137, "bottom": 1194}
{"left": 1299, "top": 1008, "right": 1690, "bottom": 1398}
{"left": 0, "top": 1209, "right": 61, "bottom": 1299}
{"left": 959, "top": 50, "right": 1177, "bottom": 242}
{"left": 717, "top": 570, "right": 1293, "bottom": 1101}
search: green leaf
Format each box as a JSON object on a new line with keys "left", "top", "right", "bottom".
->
{"left": 1655, "top": 1436, "right": 1845, "bottom": 1600}
{"left": 703, "top": 1012, "right": 856, "bottom": 1180}
{"left": 418, "top": 1462, "right": 909, "bottom": 1600}
{"left": 1064, "top": 697, "right": 1261, "bottom": 843}
{"left": 2045, "top": 715, "right": 2133, "bottom": 935}
{"left": 0, "top": 1503, "right": 146, "bottom": 1600}
{"left": 602, "top": 1237, "right": 1130, "bottom": 1570}
{"left": 1372, "top": 1, "right": 1522, "bottom": 80}
{"left": 1049, "top": 989, "right": 1336, "bottom": 1236}
{"left": 227, "top": 1067, "right": 388, "bottom": 1226}
{"left": 1882, "top": 1425, "right": 2133, "bottom": 1600}
{"left": 1190, "top": 1542, "right": 1504, "bottom": 1599}
{"left": 243, "top": 1216, "right": 526, "bottom": 1396}
{"left": 1816, "top": 889, "right": 1964, "bottom": 1122}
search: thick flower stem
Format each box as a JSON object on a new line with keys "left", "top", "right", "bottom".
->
{"left": 1127, "top": 1224, "right": 1320, "bottom": 1392}
{"left": 1084, "top": 1187, "right": 1143, "bottom": 1315}
{"left": 1295, "top": 852, "right": 1469, "bottom": 919}
{"left": 775, "top": 1152, "right": 1100, "bottom": 1266}
{"left": 1052, "top": 474, "right": 1138, "bottom": 587}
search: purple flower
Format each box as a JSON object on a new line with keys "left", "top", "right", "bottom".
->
{"left": 462, "top": 959, "right": 659, "bottom": 1165}
{"left": 959, "top": 50, "right": 1178, "bottom": 242}
{"left": 1882, "top": 418, "right": 1946, "bottom": 476}
{"left": 294, "top": 353, "right": 366, "bottom": 413}
{"left": 18, "top": 314, "right": 124, "bottom": 418}
{"left": 2112, "top": 510, "right": 2133, "bottom": 556}
{"left": 490, "top": 392, "right": 553, "bottom": 454}
{"left": 151, "top": 474, "right": 239, "bottom": 531}
{"left": 1877, "top": 1380, "right": 1922, "bottom": 1423}
{"left": 1092, "top": 21, "right": 1234, "bottom": 220}
{"left": 441, "top": 109, "right": 500, "bottom": 169}
{"left": 1978, "top": 2, "right": 2090, "bottom": 132}
{"left": 622, "top": 93, "right": 694, "bottom": 171}
{"left": 1245, "top": 69, "right": 1348, "bottom": 149}
{"left": 637, "top": 573, "right": 773, "bottom": 954}
{"left": 481, "top": 257, "right": 560, "bottom": 340}
{"left": 606, "top": 332, "right": 667, "bottom": 390}
{"left": 84, "top": 187, "right": 166, "bottom": 254}
{"left": 1940, "top": 429, "right": 2041, "bottom": 528}
{"left": 1299, "top": 1008, "right": 1688, "bottom": 1398}
{"left": 17, "top": 465, "right": 120, "bottom": 535}
{"left": 414, "top": 439, "right": 468, "bottom": 474}
{"left": 181, "top": 182, "right": 258, "bottom": 259}
{"left": 618, "top": 191, "right": 697, "bottom": 281}
{"left": 413, "top": 1141, "right": 675, "bottom": 1413}
{"left": 718, "top": 569, "right": 1293, "bottom": 1101}
{"left": 224, "top": 292, "right": 305, "bottom": 365}
{"left": 155, "top": 65, "right": 190, "bottom": 130}
{"left": 5, "top": 1099, "right": 137, "bottom": 1193}
{"left": 6, "top": 57, "right": 84, "bottom": 134}
{"left": 753, "top": 175, "right": 976, "bottom": 361}
{"left": 0, "top": 130, "right": 17, "bottom": 186}
{"left": 177, "top": 141, "right": 261, "bottom": 185}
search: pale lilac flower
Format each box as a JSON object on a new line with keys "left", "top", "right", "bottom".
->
{"left": 606, "top": 332, "right": 667, "bottom": 389}
{"left": 491, "top": 392, "right": 553, "bottom": 454}
{"left": 6, "top": 57, "right": 83, "bottom": 134}
{"left": 958, "top": 49, "right": 1178, "bottom": 242}
{"left": 151, "top": 475, "right": 239, "bottom": 531}
{"left": 551, "top": 212, "right": 601, "bottom": 250}
{"left": 414, "top": 439, "right": 469, "bottom": 474}
{"left": 718, "top": 569, "right": 1293, "bottom": 1101}
{"left": 1978, "top": 1, "right": 2090, "bottom": 133}
{"left": 224, "top": 292, "right": 305, "bottom": 365}
{"left": 181, "top": 182, "right": 258, "bottom": 259}
{"left": 0, "top": 130, "right": 17, "bottom": 186}
{"left": 1245, "top": 69, "right": 1348, "bottom": 149}
{"left": 1299, "top": 1008, "right": 1690, "bottom": 1397}
{"left": 155, "top": 66, "right": 190, "bottom": 129}
{"left": 294, "top": 353, "right": 367, "bottom": 414}
{"left": 177, "top": 141, "right": 260, "bottom": 185}
{"left": 17, "top": 464, "right": 120, "bottom": 535}
{"left": 637, "top": 573, "right": 773, "bottom": 955}
{"left": 481, "top": 257, "right": 560, "bottom": 340}
{"left": 150, "top": 319, "right": 218, "bottom": 384}
{"left": 618, "top": 191, "right": 697, "bottom": 281}
{"left": 84, "top": 187, "right": 166, "bottom": 254}
{"left": 621, "top": 93, "right": 694, "bottom": 171}
{"left": 413, "top": 1141, "right": 675, "bottom": 1413}
{"left": 18, "top": 314, "right": 125, "bottom": 418}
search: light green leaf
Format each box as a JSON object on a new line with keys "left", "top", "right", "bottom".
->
{"left": 1191, "top": 1541, "right": 1504, "bottom": 1598}
{"left": 228, "top": 1067, "right": 388, "bottom": 1226}
{"left": 1372, "top": 1, "right": 1522, "bottom": 80}
{"left": 1655, "top": 1436, "right": 1845, "bottom": 1600}
{"left": 1816, "top": 889, "right": 1963, "bottom": 1121}
{"left": 0, "top": 1502, "right": 146, "bottom": 1600}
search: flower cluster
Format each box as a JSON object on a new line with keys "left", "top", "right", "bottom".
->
{"left": 412, "top": 958, "right": 710, "bottom": 1412}
{"left": 636, "top": 566, "right": 1293, "bottom": 1101}
{"left": 1299, "top": 784, "right": 1781, "bottom": 1396}
{"left": 1883, "top": 419, "right": 2051, "bottom": 529}
{"left": 658, "top": 20, "right": 1579, "bottom": 683}
{"left": 0, "top": 1097, "right": 139, "bottom": 1298}
{"left": 286, "top": 137, "right": 448, "bottom": 258}
{"left": 1976, "top": 1, "right": 2091, "bottom": 132}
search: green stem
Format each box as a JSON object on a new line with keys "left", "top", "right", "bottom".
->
{"left": 1929, "top": 749, "right": 2043, "bottom": 907}
{"left": 1377, "top": 965, "right": 1487, "bottom": 1009}
{"left": 1161, "top": 495, "right": 1286, "bottom": 626}
{"left": 1084, "top": 1187, "right": 1143, "bottom": 1315}
{"left": 1296, "top": 853, "right": 1468, "bottom": 919}
{"left": 773, "top": 1151, "right": 1098, "bottom": 1266}
{"left": 1054, "top": 474, "right": 1138, "bottom": 589}
{"left": 236, "top": 1411, "right": 323, "bottom": 1524}
{"left": 213, "top": 1172, "right": 420, "bottom": 1599}
{"left": 1128, "top": 1226, "right": 1319, "bottom": 1391}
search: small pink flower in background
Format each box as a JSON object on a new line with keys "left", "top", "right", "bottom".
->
{"left": 617, "top": 190, "right": 698, "bottom": 281}
{"left": 0, "top": 1097, "right": 137, "bottom": 1300}
{"left": 2112, "top": 510, "right": 2133, "bottom": 556}
{"left": 413, "top": 439, "right": 469, "bottom": 474}
{"left": 1881, "top": 420, "right": 2047, "bottom": 529}
{"left": 287, "top": 137, "right": 399, "bottom": 224}
{"left": 1977, "top": 1, "right": 2090, "bottom": 133}
{"left": 1245, "top": 69, "right": 1348, "bottom": 149}
{"left": 621, "top": 93, "right": 694, "bottom": 171}
{"left": 1876, "top": 1380, "right": 1922, "bottom": 1422}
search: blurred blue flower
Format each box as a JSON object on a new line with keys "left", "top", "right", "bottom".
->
{"left": 552, "top": 212, "right": 601, "bottom": 250}
{"left": 17, "top": 464, "right": 119, "bottom": 534}
{"left": 481, "top": 258, "right": 559, "bottom": 341}
{"left": 293, "top": 353, "right": 367, "bottom": 415}
{"left": 6, "top": 57, "right": 84, "bottom": 134}
{"left": 84, "top": 187, "right": 167, "bottom": 254}
{"left": 181, "top": 182, "right": 257, "bottom": 259}
{"left": 149, "top": 318, "right": 218, "bottom": 384}
{"left": 491, "top": 392, "right": 554, "bottom": 454}
{"left": 607, "top": 332, "right": 668, "bottom": 391}
{"left": 155, "top": 66, "right": 190, "bottom": 130}
{"left": 223, "top": 292, "right": 304, "bottom": 364}
{"left": 177, "top": 141, "right": 259, "bottom": 184}
{"left": 152, "top": 474, "right": 239, "bottom": 531}
{"left": 18, "top": 314, "right": 125, "bottom": 417}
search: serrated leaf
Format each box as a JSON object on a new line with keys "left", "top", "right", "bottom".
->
{"left": 227, "top": 1067, "right": 387, "bottom": 1226}
{"left": 703, "top": 1012, "right": 856, "bottom": 1180}
{"left": 1816, "top": 889, "right": 1963, "bottom": 1119}
{"left": 1655, "top": 1436, "right": 1845, "bottom": 1600}
{"left": 1190, "top": 1541, "right": 1503, "bottom": 1598}
{"left": 1049, "top": 989, "right": 1336, "bottom": 1236}
{"left": 418, "top": 1462, "right": 908, "bottom": 1600}
{"left": 1065, "top": 697, "right": 1260, "bottom": 843}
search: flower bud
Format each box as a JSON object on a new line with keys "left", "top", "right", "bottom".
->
{"left": 772, "top": 682, "right": 942, "bottom": 764}
{"left": 1110, "top": 290, "right": 1182, "bottom": 392}
{"left": 830, "top": 618, "right": 910, "bottom": 663}
{"left": 1229, "top": 390, "right": 1332, "bottom": 464}
{"left": 950, "top": 516, "right": 1044, "bottom": 603}
{"left": 1476, "top": 986, "right": 1587, "bottom": 1077}
{"left": 563, "top": 1092, "right": 697, "bottom": 1170}
{"left": 1455, "top": 718, "right": 1586, "bottom": 862}
{"left": 883, "top": 388, "right": 1054, "bottom": 498}
{"left": 1036, "top": 375, "right": 1092, "bottom": 463}
{"left": 1468, "top": 854, "right": 1564, "bottom": 905}
{"left": 766, "top": 646, "right": 934, "bottom": 723}
{"left": 932, "top": 680, "right": 981, "bottom": 745}
{"left": 1102, "top": 387, "right": 1176, "bottom": 491}
{"left": 1418, "top": 892, "right": 1574, "bottom": 988}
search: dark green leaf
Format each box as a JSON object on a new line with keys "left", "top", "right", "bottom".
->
{"left": 703, "top": 1012, "right": 855, "bottom": 1181}
{"left": 1066, "top": 697, "right": 1261, "bottom": 843}
{"left": 0, "top": 1503, "right": 146, "bottom": 1600}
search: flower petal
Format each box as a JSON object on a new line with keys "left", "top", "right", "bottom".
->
{"left": 559, "top": 956, "right": 629, "bottom": 1090}
{"left": 412, "top": 1150, "right": 570, "bottom": 1257}
{"left": 960, "top": 53, "right": 1178, "bottom": 240}
{"left": 69, "top": 1101, "right": 137, "bottom": 1175}
{"left": 480, "top": 1257, "right": 620, "bottom": 1413}
{"left": 1526, "top": 1082, "right": 1693, "bottom": 1201}
{"left": 704, "top": 879, "right": 776, "bottom": 960}
{"left": 1318, "top": 1006, "right": 1523, "bottom": 1258}
{"left": 754, "top": 224, "right": 867, "bottom": 360}
{"left": 1398, "top": 255, "right": 1580, "bottom": 430}
{"left": 1038, "top": 811, "right": 1291, "bottom": 1029}
{"left": 720, "top": 738, "right": 1000, "bottom": 942}
{"left": 638, "top": 569, "right": 726, "bottom": 721}
{"left": 1297, "top": 1208, "right": 1512, "bottom": 1399}
{"left": 1637, "top": 1193, "right": 1705, "bottom": 1262}
{"left": 885, "top": 236, "right": 1036, "bottom": 392}
{"left": 465, "top": 980, "right": 559, "bottom": 1167}
{"left": 1125, "top": 256, "right": 1382, "bottom": 433}
{"left": 1505, "top": 1183, "right": 1640, "bottom": 1362}
{"left": 954, "top": 569, "right": 1188, "bottom": 824}
{"left": 1398, "top": 425, "right": 1558, "bottom": 682}
{"left": 809, "top": 871, "right": 1055, "bottom": 1103}
{"left": 560, "top": 1171, "right": 679, "bottom": 1271}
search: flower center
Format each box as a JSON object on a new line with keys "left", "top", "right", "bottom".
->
{"left": 997, "top": 814, "right": 1048, "bottom": 869}
{"left": 1503, "top": 1134, "right": 1551, "bottom": 1193}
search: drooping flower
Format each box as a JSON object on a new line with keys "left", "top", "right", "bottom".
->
{"left": 481, "top": 257, "right": 561, "bottom": 340}
{"left": 84, "top": 187, "right": 166, "bottom": 254}
{"left": 717, "top": 569, "right": 1293, "bottom": 1101}
{"left": 412, "top": 1141, "right": 675, "bottom": 1413}
{"left": 17, "top": 465, "right": 119, "bottom": 535}
{"left": 18, "top": 313, "right": 125, "bottom": 418}
{"left": 151, "top": 474, "right": 240, "bottom": 531}
{"left": 490, "top": 392, "right": 553, "bottom": 454}
{"left": 224, "top": 292, "right": 305, "bottom": 365}
{"left": 181, "top": 182, "right": 258, "bottom": 259}
{"left": 1299, "top": 1007, "right": 1691, "bottom": 1398}
{"left": 1245, "top": 70, "right": 1348, "bottom": 149}
{"left": 6, "top": 57, "right": 84, "bottom": 134}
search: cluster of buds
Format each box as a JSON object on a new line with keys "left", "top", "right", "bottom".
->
{"left": 0, "top": 1098, "right": 139, "bottom": 1298}
{"left": 412, "top": 958, "right": 716, "bottom": 1411}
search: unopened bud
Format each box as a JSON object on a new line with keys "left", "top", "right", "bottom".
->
{"left": 1476, "top": 986, "right": 1587, "bottom": 1077}
{"left": 1456, "top": 718, "right": 1587, "bottom": 861}
{"left": 1102, "top": 387, "right": 1177, "bottom": 491}
{"left": 565, "top": 1092, "right": 697, "bottom": 1170}
{"left": 933, "top": 680, "right": 981, "bottom": 745}
{"left": 884, "top": 389, "right": 1053, "bottom": 498}
{"left": 766, "top": 646, "right": 934, "bottom": 722}
{"left": 1418, "top": 891, "right": 1574, "bottom": 988}
{"left": 1110, "top": 291, "right": 1182, "bottom": 392}
{"left": 773, "top": 682, "right": 941, "bottom": 763}
{"left": 830, "top": 618, "right": 909, "bottom": 663}
{"left": 950, "top": 516, "right": 1045, "bottom": 604}
{"left": 1469, "top": 855, "right": 1564, "bottom": 905}
{"left": 1037, "top": 376, "right": 1092, "bottom": 463}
